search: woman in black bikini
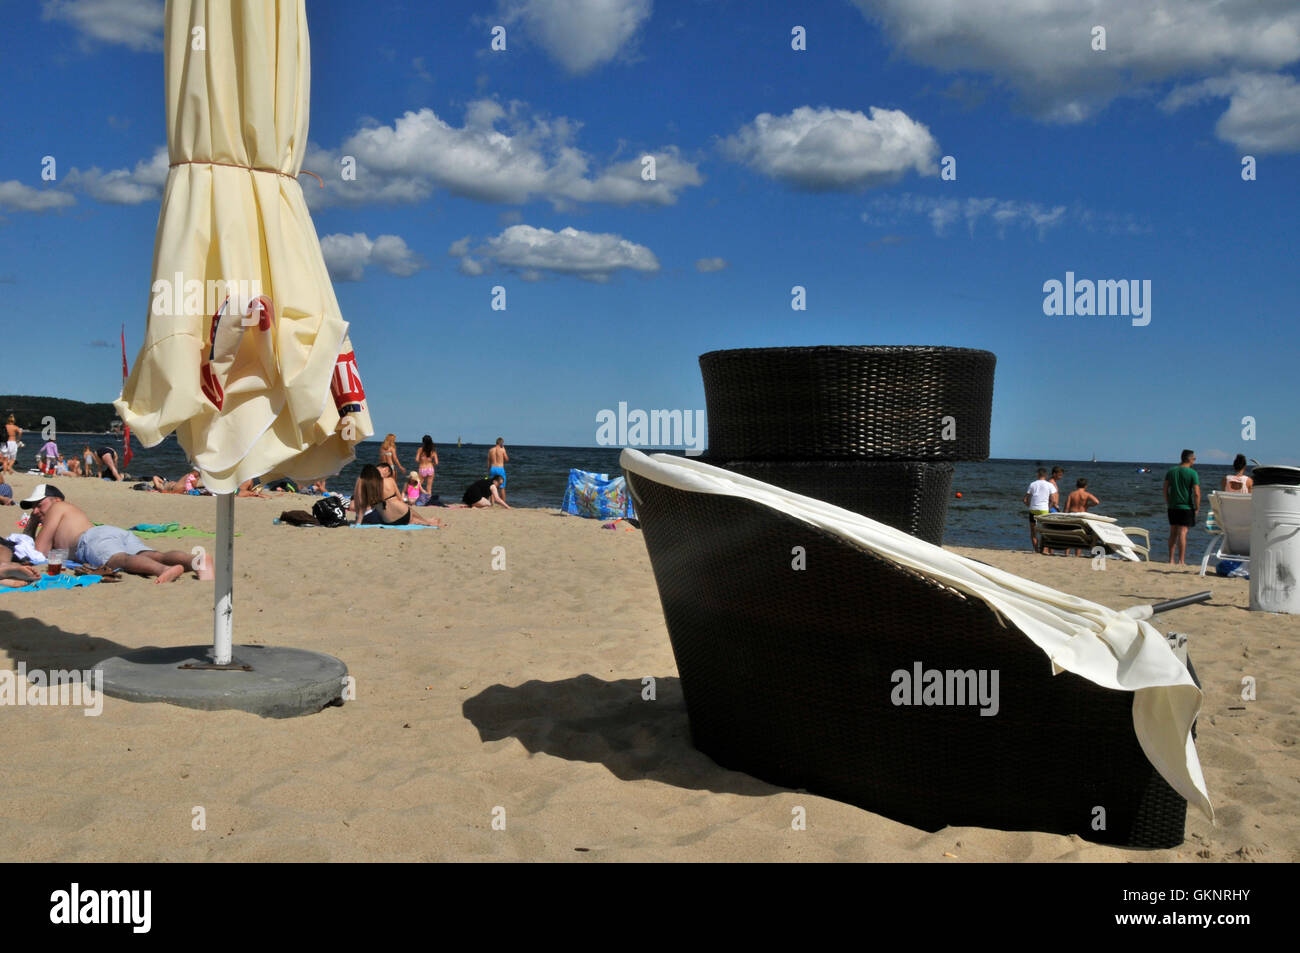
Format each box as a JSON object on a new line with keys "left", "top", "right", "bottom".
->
{"left": 351, "top": 465, "right": 440, "bottom": 527}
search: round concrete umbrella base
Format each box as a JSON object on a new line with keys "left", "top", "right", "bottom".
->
{"left": 98, "top": 645, "right": 348, "bottom": 718}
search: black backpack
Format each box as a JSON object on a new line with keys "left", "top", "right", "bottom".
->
{"left": 312, "top": 495, "right": 348, "bottom": 527}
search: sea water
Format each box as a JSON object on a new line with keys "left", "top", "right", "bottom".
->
{"left": 47, "top": 434, "right": 1234, "bottom": 555}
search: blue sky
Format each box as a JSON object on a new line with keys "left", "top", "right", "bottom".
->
{"left": 1, "top": 0, "right": 1297, "bottom": 464}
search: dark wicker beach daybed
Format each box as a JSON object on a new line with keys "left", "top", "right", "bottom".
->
{"left": 622, "top": 450, "right": 1209, "bottom": 849}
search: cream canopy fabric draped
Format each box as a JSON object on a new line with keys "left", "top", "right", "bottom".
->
{"left": 115, "top": 0, "right": 372, "bottom": 492}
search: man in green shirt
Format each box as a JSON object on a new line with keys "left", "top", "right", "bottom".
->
{"left": 1163, "top": 449, "right": 1201, "bottom": 565}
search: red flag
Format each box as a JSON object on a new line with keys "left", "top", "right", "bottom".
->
{"left": 121, "top": 325, "right": 133, "bottom": 467}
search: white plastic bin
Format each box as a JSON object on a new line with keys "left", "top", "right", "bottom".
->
{"left": 1250, "top": 466, "right": 1300, "bottom": 614}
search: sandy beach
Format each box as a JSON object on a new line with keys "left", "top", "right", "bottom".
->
{"left": 1, "top": 473, "right": 1294, "bottom": 863}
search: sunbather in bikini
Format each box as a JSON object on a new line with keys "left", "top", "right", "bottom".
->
{"left": 351, "top": 465, "right": 441, "bottom": 527}
{"left": 415, "top": 435, "right": 438, "bottom": 496}
{"left": 152, "top": 469, "right": 201, "bottom": 493}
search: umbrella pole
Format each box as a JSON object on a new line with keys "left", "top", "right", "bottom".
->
{"left": 213, "top": 493, "right": 235, "bottom": 665}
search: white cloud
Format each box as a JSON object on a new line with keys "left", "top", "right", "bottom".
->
{"left": 721, "top": 106, "right": 939, "bottom": 191}
{"left": 320, "top": 233, "right": 426, "bottom": 283}
{"left": 1163, "top": 71, "right": 1300, "bottom": 153}
{"left": 499, "top": 0, "right": 652, "bottom": 74}
{"left": 42, "top": 0, "right": 163, "bottom": 52}
{"left": 852, "top": 0, "right": 1300, "bottom": 122}
{"left": 306, "top": 101, "right": 701, "bottom": 209}
{"left": 450, "top": 224, "right": 659, "bottom": 281}
{"left": 64, "top": 146, "right": 168, "bottom": 205}
{"left": 695, "top": 257, "right": 727, "bottom": 272}
{"left": 0, "top": 181, "right": 76, "bottom": 214}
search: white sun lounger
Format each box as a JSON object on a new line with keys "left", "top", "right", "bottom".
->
{"left": 1200, "top": 491, "right": 1252, "bottom": 577}
{"left": 1035, "top": 513, "right": 1150, "bottom": 561}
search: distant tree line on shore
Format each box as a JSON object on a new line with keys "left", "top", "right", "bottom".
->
{"left": 0, "top": 396, "right": 119, "bottom": 433}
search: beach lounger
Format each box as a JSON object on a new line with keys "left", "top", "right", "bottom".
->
{"left": 1199, "top": 491, "right": 1252, "bottom": 577}
{"left": 623, "top": 449, "right": 1209, "bottom": 848}
{"left": 1035, "top": 513, "right": 1149, "bottom": 561}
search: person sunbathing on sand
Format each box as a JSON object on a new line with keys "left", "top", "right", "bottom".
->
{"left": 237, "top": 478, "right": 271, "bottom": 498}
{"left": 152, "top": 468, "right": 201, "bottom": 493}
{"left": 351, "top": 465, "right": 441, "bottom": 527}
{"left": 20, "top": 484, "right": 214, "bottom": 583}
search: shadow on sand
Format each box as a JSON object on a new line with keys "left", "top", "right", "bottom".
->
{"left": 462, "top": 674, "right": 784, "bottom": 798}
{"left": 0, "top": 608, "right": 134, "bottom": 672}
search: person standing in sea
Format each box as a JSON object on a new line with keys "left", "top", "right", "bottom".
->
{"left": 378, "top": 433, "right": 406, "bottom": 477}
{"left": 1163, "top": 449, "right": 1201, "bottom": 565}
{"left": 487, "top": 437, "right": 509, "bottom": 504}
{"left": 1048, "top": 465, "right": 1065, "bottom": 513}
{"left": 2, "top": 415, "right": 21, "bottom": 475}
{"left": 415, "top": 435, "right": 438, "bottom": 497}
{"left": 1023, "top": 467, "right": 1058, "bottom": 553}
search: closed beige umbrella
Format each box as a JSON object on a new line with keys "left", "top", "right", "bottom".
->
{"left": 115, "top": 0, "right": 372, "bottom": 666}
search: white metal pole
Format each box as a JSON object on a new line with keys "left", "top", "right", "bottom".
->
{"left": 213, "top": 492, "right": 235, "bottom": 665}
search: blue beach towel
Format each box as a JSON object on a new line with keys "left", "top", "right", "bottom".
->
{"left": 0, "top": 575, "right": 102, "bottom": 594}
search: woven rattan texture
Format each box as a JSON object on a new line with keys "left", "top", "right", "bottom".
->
{"left": 699, "top": 458, "right": 954, "bottom": 545}
{"left": 699, "top": 346, "right": 995, "bottom": 461}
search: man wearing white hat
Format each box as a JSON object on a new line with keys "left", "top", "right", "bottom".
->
{"left": 21, "top": 484, "right": 213, "bottom": 583}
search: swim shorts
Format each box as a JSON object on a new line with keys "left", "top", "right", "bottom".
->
{"left": 1167, "top": 508, "right": 1196, "bottom": 527}
{"left": 489, "top": 465, "right": 506, "bottom": 487}
{"left": 1, "top": 441, "right": 15, "bottom": 459}
{"left": 74, "top": 525, "right": 151, "bottom": 566}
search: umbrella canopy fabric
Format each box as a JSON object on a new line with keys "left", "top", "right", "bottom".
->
{"left": 116, "top": 0, "right": 372, "bottom": 492}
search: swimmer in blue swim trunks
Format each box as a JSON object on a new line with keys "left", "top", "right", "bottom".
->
{"left": 487, "top": 437, "right": 509, "bottom": 503}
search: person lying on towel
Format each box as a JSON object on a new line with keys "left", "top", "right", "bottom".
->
{"left": 152, "top": 468, "right": 202, "bottom": 493}
{"left": 20, "top": 484, "right": 215, "bottom": 583}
